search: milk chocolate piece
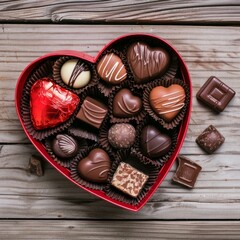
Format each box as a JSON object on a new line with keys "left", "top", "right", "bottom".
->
{"left": 196, "top": 125, "right": 225, "bottom": 154}
{"left": 28, "top": 155, "right": 44, "bottom": 177}
{"left": 60, "top": 59, "right": 91, "bottom": 89}
{"left": 127, "top": 42, "right": 170, "bottom": 83}
{"left": 76, "top": 97, "right": 108, "bottom": 129}
{"left": 140, "top": 125, "right": 172, "bottom": 158}
{"left": 78, "top": 148, "right": 111, "bottom": 183}
{"left": 196, "top": 76, "right": 235, "bottom": 112}
{"left": 173, "top": 155, "right": 202, "bottom": 188}
{"left": 52, "top": 134, "right": 78, "bottom": 158}
{"left": 111, "top": 162, "right": 148, "bottom": 198}
{"left": 97, "top": 53, "right": 127, "bottom": 85}
{"left": 108, "top": 123, "right": 136, "bottom": 149}
{"left": 113, "top": 89, "right": 142, "bottom": 117}
{"left": 149, "top": 84, "right": 186, "bottom": 122}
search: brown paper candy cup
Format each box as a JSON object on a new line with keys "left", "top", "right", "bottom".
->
{"left": 44, "top": 134, "right": 88, "bottom": 168}
{"left": 70, "top": 144, "right": 114, "bottom": 190}
{"left": 21, "top": 59, "right": 81, "bottom": 141}
{"left": 133, "top": 117, "right": 178, "bottom": 168}
{"left": 53, "top": 56, "right": 98, "bottom": 94}
{"left": 104, "top": 150, "right": 159, "bottom": 206}
{"left": 143, "top": 78, "right": 190, "bottom": 129}
{"left": 96, "top": 49, "right": 134, "bottom": 97}
{"left": 108, "top": 81, "right": 147, "bottom": 124}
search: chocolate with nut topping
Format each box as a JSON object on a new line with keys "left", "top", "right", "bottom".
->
{"left": 111, "top": 162, "right": 148, "bottom": 198}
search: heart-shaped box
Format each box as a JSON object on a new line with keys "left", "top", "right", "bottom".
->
{"left": 15, "top": 34, "right": 192, "bottom": 211}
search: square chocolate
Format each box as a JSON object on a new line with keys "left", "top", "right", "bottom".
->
{"left": 28, "top": 155, "right": 44, "bottom": 177}
{"left": 111, "top": 162, "right": 148, "bottom": 198}
{"left": 76, "top": 96, "right": 108, "bottom": 129}
{"left": 173, "top": 155, "right": 202, "bottom": 188}
{"left": 196, "top": 76, "right": 235, "bottom": 112}
{"left": 196, "top": 125, "right": 225, "bottom": 154}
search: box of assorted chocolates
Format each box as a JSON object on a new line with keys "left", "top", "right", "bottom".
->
{"left": 15, "top": 34, "right": 192, "bottom": 211}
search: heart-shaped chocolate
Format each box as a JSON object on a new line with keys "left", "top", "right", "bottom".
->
{"left": 78, "top": 148, "right": 111, "bottom": 183}
{"left": 149, "top": 84, "right": 186, "bottom": 122}
{"left": 16, "top": 34, "right": 191, "bottom": 211}
{"left": 30, "top": 78, "right": 80, "bottom": 130}
{"left": 113, "top": 89, "right": 142, "bottom": 117}
{"left": 140, "top": 125, "right": 172, "bottom": 158}
{"left": 127, "top": 42, "right": 170, "bottom": 83}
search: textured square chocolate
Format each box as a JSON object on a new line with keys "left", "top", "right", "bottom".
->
{"left": 76, "top": 96, "right": 108, "bottom": 129}
{"left": 173, "top": 155, "right": 202, "bottom": 188}
{"left": 111, "top": 162, "right": 148, "bottom": 198}
{"left": 196, "top": 125, "right": 225, "bottom": 154}
{"left": 196, "top": 76, "right": 235, "bottom": 112}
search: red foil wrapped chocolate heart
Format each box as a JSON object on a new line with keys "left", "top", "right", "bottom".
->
{"left": 30, "top": 78, "right": 80, "bottom": 130}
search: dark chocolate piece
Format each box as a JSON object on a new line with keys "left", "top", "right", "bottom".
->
{"left": 78, "top": 148, "right": 111, "bottom": 183}
{"left": 113, "top": 88, "right": 142, "bottom": 117}
{"left": 52, "top": 134, "right": 78, "bottom": 158}
{"left": 108, "top": 123, "right": 136, "bottom": 149}
{"left": 196, "top": 76, "right": 235, "bottom": 112}
{"left": 76, "top": 97, "right": 108, "bottom": 129}
{"left": 196, "top": 125, "right": 225, "bottom": 154}
{"left": 173, "top": 155, "right": 202, "bottom": 188}
{"left": 111, "top": 162, "right": 148, "bottom": 198}
{"left": 127, "top": 42, "right": 170, "bottom": 83}
{"left": 28, "top": 155, "right": 44, "bottom": 177}
{"left": 149, "top": 84, "right": 186, "bottom": 122}
{"left": 97, "top": 53, "right": 127, "bottom": 85}
{"left": 140, "top": 125, "right": 172, "bottom": 158}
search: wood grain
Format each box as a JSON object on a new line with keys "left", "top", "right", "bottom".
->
{"left": 0, "top": 1, "right": 240, "bottom": 24}
{"left": 0, "top": 144, "right": 240, "bottom": 219}
{"left": 0, "top": 24, "right": 240, "bottom": 220}
{"left": 1, "top": 220, "right": 240, "bottom": 239}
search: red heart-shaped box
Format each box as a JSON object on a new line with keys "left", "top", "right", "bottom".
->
{"left": 15, "top": 34, "right": 192, "bottom": 211}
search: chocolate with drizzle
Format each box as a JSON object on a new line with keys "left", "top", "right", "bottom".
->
{"left": 127, "top": 42, "right": 170, "bottom": 83}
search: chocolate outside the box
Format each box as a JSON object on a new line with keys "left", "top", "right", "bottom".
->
{"left": 28, "top": 155, "right": 44, "bottom": 177}
{"left": 196, "top": 125, "right": 225, "bottom": 154}
{"left": 76, "top": 96, "right": 108, "bottom": 129}
{"left": 196, "top": 76, "right": 235, "bottom": 112}
{"left": 21, "top": 60, "right": 80, "bottom": 141}
{"left": 173, "top": 155, "right": 202, "bottom": 188}
{"left": 143, "top": 78, "right": 190, "bottom": 130}
{"left": 111, "top": 162, "right": 149, "bottom": 198}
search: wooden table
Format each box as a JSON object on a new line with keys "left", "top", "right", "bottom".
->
{"left": 1, "top": 1, "right": 240, "bottom": 239}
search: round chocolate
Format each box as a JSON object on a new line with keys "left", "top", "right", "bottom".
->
{"left": 97, "top": 53, "right": 127, "bottom": 85}
{"left": 149, "top": 84, "right": 185, "bottom": 122}
{"left": 108, "top": 123, "right": 136, "bottom": 149}
{"left": 127, "top": 42, "right": 170, "bottom": 83}
{"left": 113, "top": 89, "right": 142, "bottom": 118}
{"left": 52, "top": 134, "right": 78, "bottom": 158}
{"left": 140, "top": 125, "right": 172, "bottom": 158}
{"left": 60, "top": 59, "right": 91, "bottom": 89}
{"left": 78, "top": 148, "right": 111, "bottom": 183}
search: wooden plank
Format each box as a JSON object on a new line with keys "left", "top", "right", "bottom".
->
{"left": 0, "top": 24, "right": 240, "bottom": 143}
{"left": 0, "top": 220, "right": 240, "bottom": 239}
{"left": 0, "top": 144, "right": 240, "bottom": 219}
{"left": 0, "top": 1, "right": 240, "bottom": 24}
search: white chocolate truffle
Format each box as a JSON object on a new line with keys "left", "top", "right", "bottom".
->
{"left": 60, "top": 59, "right": 91, "bottom": 89}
